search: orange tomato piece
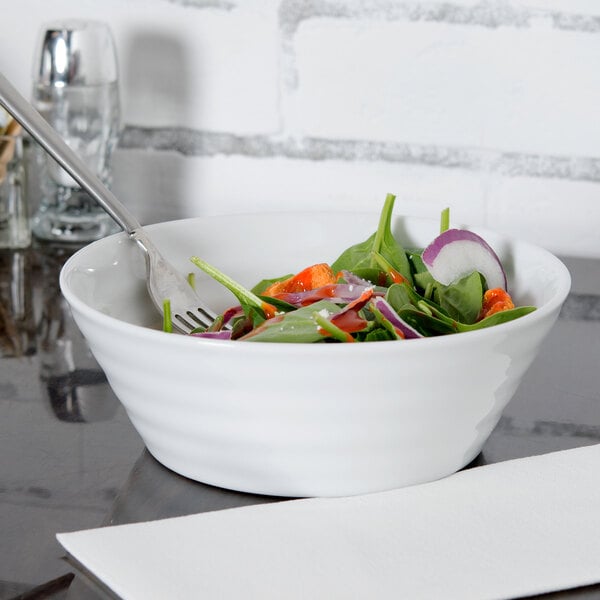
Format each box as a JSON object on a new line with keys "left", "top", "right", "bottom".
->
{"left": 388, "top": 268, "right": 407, "bottom": 285}
{"left": 262, "top": 263, "right": 337, "bottom": 297}
{"left": 480, "top": 288, "right": 515, "bottom": 319}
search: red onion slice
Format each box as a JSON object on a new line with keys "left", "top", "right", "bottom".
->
{"left": 422, "top": 229, "right": 507, "bottom": 290}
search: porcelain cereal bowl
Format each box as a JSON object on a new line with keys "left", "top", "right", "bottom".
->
{"left": 59, "top": 212, "right": 571, "bottom": 497}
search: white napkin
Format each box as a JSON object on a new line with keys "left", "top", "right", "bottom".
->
{"left": 57, "top": 444, "right": 600, "bottom": 600}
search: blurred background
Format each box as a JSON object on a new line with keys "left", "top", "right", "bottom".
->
{"left": 0, "top": 0, "right": 598, "bottom": 257}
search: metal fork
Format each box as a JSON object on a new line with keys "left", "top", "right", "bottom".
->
{"left": 0, "top": 72, "right": 219, "bottom": 333}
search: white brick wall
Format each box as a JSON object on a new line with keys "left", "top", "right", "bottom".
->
{"left": 289, "top": 17, "right": 600, "bottom": 156}
{"left": 0, "top": 0, "right": 281, "bottom": 133}
{"left": 0, "top": 0, "right": 599, "bottom": 258}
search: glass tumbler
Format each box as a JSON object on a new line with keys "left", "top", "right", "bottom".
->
{"left": 0, "top": 249, "right": 35, "bottom": 357}
{"left": 31, "top": 20, "right": 121, "bottom": 242}
{"left": 36, "top": 245, "right": 117, "bottom": 422}
{"left": 0, "top": 120, "right": 30, "bottom": 249}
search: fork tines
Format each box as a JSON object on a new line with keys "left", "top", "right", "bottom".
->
{"left": 173, "top": 309, "right": 215, "bottom": 332}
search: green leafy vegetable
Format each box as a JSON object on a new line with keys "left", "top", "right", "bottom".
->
{"left": 440, "top": 207, "right": 450, "bottom": 233}
{"left": 330, "top": 193, "right": 413, "bottom": 286}
{"left": 162, "top": 299, "right": 173, "bottom": 333}
{"left": 436, "top": 271, "right": 485, "bottom": 325}
{"left": 190, "top": 256, "right": 275, "bottom": 326}
{"left": 457, "top": 306, "right": 537, "bottom": 331}
{"left": 188, "top": 195, "right": 536, "bottom": 343}
{"left": 241, "top": 301, "right": 342, "bottom": 343}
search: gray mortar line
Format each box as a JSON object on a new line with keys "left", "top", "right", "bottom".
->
{"left": 278, "top": 0, "right": 600, "bottom": 34}
{"left": 119, "top": 127, "right": 600, "bottom": 183}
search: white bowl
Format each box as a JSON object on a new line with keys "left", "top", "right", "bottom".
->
{"left": 60, "top": 212, "right": 571, "bottom": 497}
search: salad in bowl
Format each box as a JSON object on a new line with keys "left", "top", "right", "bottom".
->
{"left": 178, "top": 194, "right": 535, "bottom": 343}
{"left": 59, "top": 195, "right": 570, "bottom": 497}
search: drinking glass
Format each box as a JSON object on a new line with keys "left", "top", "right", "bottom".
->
{"left": 0, "top": 249, "right": 35, "bottom": 358}
{"left": 30, "top": 20, "right": 121, "bottom": 242}
{"left": 0, "top": 121, "right": 30, "bottom": 249}
{"left": 36, "top": 244, "right": 117, "bottom": 422}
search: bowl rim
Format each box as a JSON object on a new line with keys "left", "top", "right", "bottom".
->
{"left": 59, "top": 212, "right": 572, "bottom": 353}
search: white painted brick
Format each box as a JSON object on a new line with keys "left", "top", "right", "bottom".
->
{"left": 484, "top": 174, "right": 600, "bottom": 258}
{"left": 113, "top": 149, "right": 600, "bottom": 259}
{"left": 0, "top": 0, "right": 281, "bottom": 134}
{"left": 112, "top": 148, "right": 488, "bottom": 227}
{"left": 1, "top": 0, "right": 597, "bottom": 261}
{"left": 288, "top": 18, "right": 600, "bottom": 157}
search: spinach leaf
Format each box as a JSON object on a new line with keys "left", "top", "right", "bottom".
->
{"left": 436, "top": 271, "right": 485, "bottom": 325}
{"left": 413, "top": 270, "right": 436, "bottom": 296}
{"left": 386, "top": 282, "right": 417, "bottom": 311}
{"left": 406, "top": 250, "right": 438, "bottom": 298}
{"left": 386, "top": 281, "right": 446, "bottom": 316}
{"left": 330, "top": 193, "right": 413, "bottom": 285}
{"left": 406, "top": 249, "right": 427, "bottom": 275}
{"left": 457, "top": 306, "right": 537, "bottom": 332}
{"left": 191, "top": 256, "right": 275, "bottom": 326}
{"left": 395, "top": 307, "right": 457, "bottom": 336}
{"left": 341, "top": 267, "right": 386, "bottom": 286}
{"left": 362, "top": 327, "right": 396, "bottom": 342}
{"left": 242, "top": 300, "right": 342, "bottom": 343}
{"left": 386, "top": 283, "right": 457, "bottom": 336}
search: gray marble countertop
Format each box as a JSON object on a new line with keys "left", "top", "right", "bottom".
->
{"left": 1, "top": 244, "right": 599, "bottom": 600}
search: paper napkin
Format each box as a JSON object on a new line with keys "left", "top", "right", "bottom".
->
{"left": 57, "top": 444, "right": 600, "bottom": 600}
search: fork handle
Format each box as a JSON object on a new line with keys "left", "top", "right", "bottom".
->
{"left": 0, "top": 71, "right": 142, "bottom": 236}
